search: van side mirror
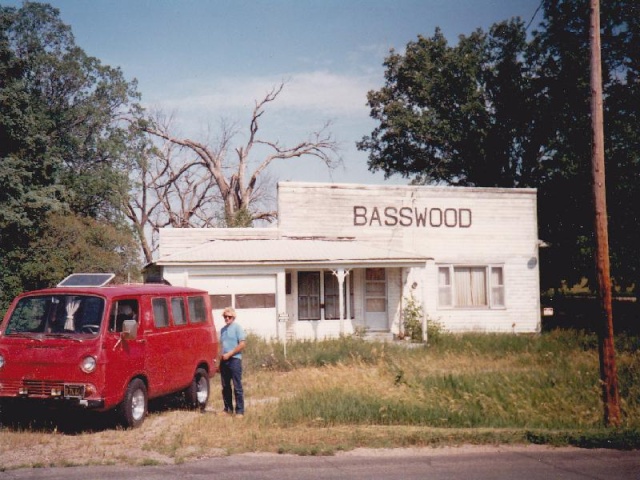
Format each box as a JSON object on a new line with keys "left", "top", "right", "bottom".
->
{"left": 121, "top": 319, "right": 138, "bottom": 340}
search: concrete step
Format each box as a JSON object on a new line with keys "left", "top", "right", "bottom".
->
{"left": 363, "top": 331, "right": 394, "bottom": 342}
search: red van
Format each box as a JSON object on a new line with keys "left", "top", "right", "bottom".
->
{"left": 0, "top": 274, "right": 219, "bottom": 428}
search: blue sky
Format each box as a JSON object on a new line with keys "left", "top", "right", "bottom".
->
{"left": 7, "top": 0, "right": 543, "bottom": 185}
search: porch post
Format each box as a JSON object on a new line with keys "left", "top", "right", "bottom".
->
{"left": 276, "top": 271, "right": 287, "bottom": 342}
{"left": 332, "top": 268, "right": 349, "bottom": 335}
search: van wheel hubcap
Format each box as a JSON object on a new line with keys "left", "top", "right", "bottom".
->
{"left": 131, "top": 389, "right": 145, "bottom": 420}
{"left": 196, "top": 377, "right": 208, "bottom": 403}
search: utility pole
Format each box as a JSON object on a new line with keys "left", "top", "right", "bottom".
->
{"left": 589, "top": 0, "right": 621, "bottom": 427}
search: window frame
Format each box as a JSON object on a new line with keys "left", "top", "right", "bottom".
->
{"left": 437, "top": 264, "right": 505, "bottom": 309}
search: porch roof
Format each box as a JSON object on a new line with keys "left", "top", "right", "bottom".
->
{"left": 155, "top": 238, "right": 430, "bottom": 268}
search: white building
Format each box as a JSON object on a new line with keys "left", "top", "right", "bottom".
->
{"left": 153, "top": 182, "right": 542, "bottom": 339}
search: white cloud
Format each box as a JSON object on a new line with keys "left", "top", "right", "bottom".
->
{"left": 139, "top": 69, "right": 406, "bottom": 187}
{"left": 148, "top": 70, "right": 380, "bottom": 120}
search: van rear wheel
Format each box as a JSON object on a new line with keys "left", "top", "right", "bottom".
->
{"left": 185, "top": 367, "right": 209, "bottom": 411}
{"left": 120, "top": 378, "right": 147, "bottom": 428}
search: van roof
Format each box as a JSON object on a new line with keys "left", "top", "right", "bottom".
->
{"left": 16, "top": 284, "right": 209, "bottom": 300}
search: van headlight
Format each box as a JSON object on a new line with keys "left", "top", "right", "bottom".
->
{"left": 80, "top": 356, "right": 96, "bottom": 373}
{"left": 0, "top": 354, "right": 4, "bottom": 369}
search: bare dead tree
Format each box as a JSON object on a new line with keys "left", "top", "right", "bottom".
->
{"left": 140, "top": 82, "right": 340, "bottom": 227}
{"left": 124, "top": 112, "right": 223, "bottom": 263}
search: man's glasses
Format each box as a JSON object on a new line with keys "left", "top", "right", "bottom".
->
{"left": 223, "top": 315, "right": 234, "bottom": 319}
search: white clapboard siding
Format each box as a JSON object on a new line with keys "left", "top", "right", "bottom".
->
{"left": 155, "top": 182, "right": 541, "bottom": 337}
{"left": 277, "top": 182, "right": 540, "bottom": 334}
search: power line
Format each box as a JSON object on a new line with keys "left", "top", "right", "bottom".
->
{"left": 526, "top": 0, "right": 544, "bottom": 31}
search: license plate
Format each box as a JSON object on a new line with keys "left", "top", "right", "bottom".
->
{"left": 63, "top": 384, "right": 85, "bottom": 398}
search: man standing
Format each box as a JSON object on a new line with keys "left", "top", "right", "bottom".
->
{"left": 219, "top": 306, "right": 246, "bottom": 416}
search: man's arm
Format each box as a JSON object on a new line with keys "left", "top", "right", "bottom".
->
{"left": 222, "top": 339, "right": 246, "bottom": 360}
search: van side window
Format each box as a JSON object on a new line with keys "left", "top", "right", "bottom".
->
{"left": 111, "top": 300, "right": 139, "bottom": 332}
{"left": 188, "top": 296, "right": 207, "bottom": 324}
{"left": 171, "top": 297, "right": 187, "bottom": 325}
{"left": 152, "top": 298, "right": 169, "bottom": 328}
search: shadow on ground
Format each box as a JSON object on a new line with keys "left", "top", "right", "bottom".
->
{"left": 0, "top": 393, "right": 194, "bottom": 434}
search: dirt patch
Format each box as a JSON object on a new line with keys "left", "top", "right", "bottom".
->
{"left": 0, "top": 408, "right": 220, "bottom": 469}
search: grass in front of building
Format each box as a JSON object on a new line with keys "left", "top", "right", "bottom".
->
{"left": 170, "top": 330, "right": 639, "bottom": 458}
{"left": 231, "top": 330, "right": 639, "bottom": 452}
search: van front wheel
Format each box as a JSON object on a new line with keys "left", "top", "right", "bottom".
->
{"left": 120, "top": 378, "right": 147, "bottom": 428}
{"left": 185, "top": 367, "right": 209, "bottom": 411}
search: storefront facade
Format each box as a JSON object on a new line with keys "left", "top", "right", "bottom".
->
{"left": 153, "top": 182, "right": 541, "bottom": 339}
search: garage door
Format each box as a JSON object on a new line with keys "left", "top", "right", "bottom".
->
{"left": 187, "top": 275, "right": 277, "bottom": 337}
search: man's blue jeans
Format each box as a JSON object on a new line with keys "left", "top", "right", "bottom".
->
{"left": 220, "top": 357, "right": 244, "bottom": 414}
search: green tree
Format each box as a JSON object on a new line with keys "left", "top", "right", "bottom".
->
{"left": 0, "top": 2, "right": 141, "bottom": 311}
{"left": 358, "top": 0, "right": 640, "bottom": 292}
{"left": 21, "top": 213, "right": 140, "bottom": 290}
{"left": 357, "top": 20, "right": 545, "bottom": 188}
{"left": 533, "top": 0, "right": 640, "bottom": 291}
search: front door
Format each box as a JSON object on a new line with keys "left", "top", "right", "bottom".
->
{"left": 364, "top": 268, "right": 387, "bottom": 331}
{"left": 103, "top": 298, "right": 145, "bottom": 408}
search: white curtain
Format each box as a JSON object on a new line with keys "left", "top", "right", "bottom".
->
{"left": 64, "top": 297, "right": 80, "bottom": 331}
{"left": 454, "top": 267, "right": 487, "bottom": 307}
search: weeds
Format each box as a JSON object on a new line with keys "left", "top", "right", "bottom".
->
{"left": 248, "top": 329, "right": 640, "bottom": 438}
{"left": 402, "top": 296, "right": 424, "bottom": 342}
{"left": 244, "top": 334, "right": 390, "bottom": 372}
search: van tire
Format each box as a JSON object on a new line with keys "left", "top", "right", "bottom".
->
{"left": 185, "top": 367, "right": 209, "bottom": 411}
{"left": 0, "top": 400, "right": 8, "bottom": 427}
{"left": 120, "top": 378, "right": 147, "bottom": 428}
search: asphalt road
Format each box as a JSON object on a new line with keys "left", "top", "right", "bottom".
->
{"left": 1, "top": 446, "right": 638, "bottom": 480}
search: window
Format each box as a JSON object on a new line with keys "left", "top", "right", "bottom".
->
{"left": 438, "top": 265, "right": 505, "bottom": 308}
{"left": 324, "top": 272, "right": 340, "bottom": 319}
{"left": 285, "top": 273, "right": 292, "bottom": 294}
{"left": 188, "top": 296, "right": 207, "bottom": 323}
{"left": 111, "top": 299, "right": 139, "bottom": 332}
{"left": 298, "top": 272, "right": 321, "bottom": 320}
{"left": 491, "top": 267, "right": 505, "bottom": 307}
{"left": 5, "top": 295, "right": 105, "bottom": 335}
{"left": 298, "top": 270, "right": 354, "bottom": 321}
{"left": 323, "top": 271, "right": 354, "bottom": 320}
{"left": 171, "top": 297, "right": 187, "bottom": 325}
{"left": 236, "top": 293, "right": 276, "bottom": 309}
{"left": 210, "top": 294, "right": 232, "bottom": 310}
{"left": 438, "top": 268, "right": 452, "bottom": 307}
{"left": 152, "top": 298, "right": 169, "bottom": 328}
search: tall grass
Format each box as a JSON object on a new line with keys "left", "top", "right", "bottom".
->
{"left": 244, "top": 330, "right": 640, "bottom": 434}
{"left": 245, "top": 334, "right": 389, "bottom": 371}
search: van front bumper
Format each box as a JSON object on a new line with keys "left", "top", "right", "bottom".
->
{"left": 72, "top": 398, "right": 105, "bottom": 409}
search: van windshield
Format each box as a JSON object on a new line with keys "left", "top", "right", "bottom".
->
{"left": 4, "top": 295, "right": 105, "bottom": 336}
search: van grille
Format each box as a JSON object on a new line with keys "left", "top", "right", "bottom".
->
{"left": 0, "top": 379, "right": 65, "bottom": 397}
